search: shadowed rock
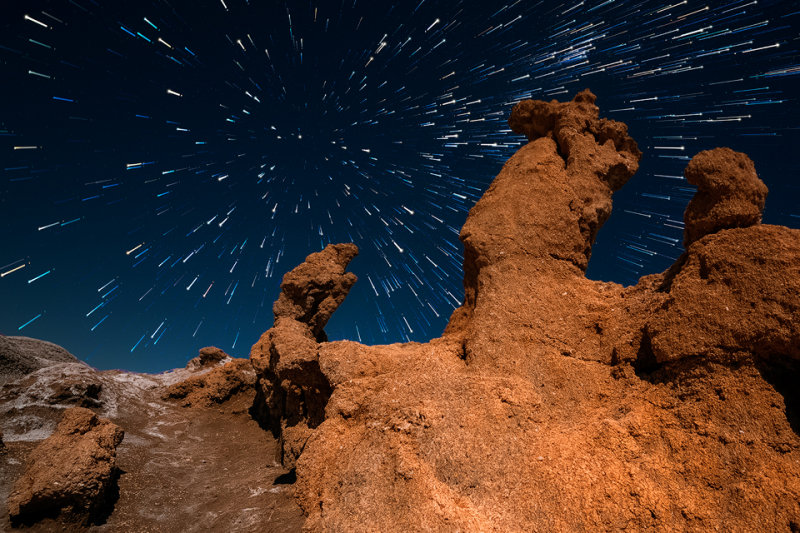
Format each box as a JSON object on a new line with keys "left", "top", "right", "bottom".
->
{"left": 272, "top": 243, "right": 359, "bottom": 342}
{"left": 0, "top": 341, "right": 305, "bottom": 531}
{"left": 643, "top": 224, "right": 800, "bottom": 367}
{"left": 0, "top": 336, "right": 81, "bottom": 386}
{"left": 683, "top": 147, "right": 768, "bottom": 246}
{"left": 7, "top": 407, "right": 124, "bottom": 527}
{"left": 1, "top": 337, "right": 107, "bottom": 443}
{"left": 633, "top": 148, "right": 796, "bottom": 369}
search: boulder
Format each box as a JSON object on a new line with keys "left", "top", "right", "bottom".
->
{"left": 7, "top": 407, "right": 124, "bottom": 526}
{"left": 186, "top": 346, "right": 231, "bottom": 370}
{"left": 683, "top": 147, "right": 768, "bottom": 246}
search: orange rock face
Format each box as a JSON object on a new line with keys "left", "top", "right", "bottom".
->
{"left": 7, "top": 407, "right": 124, "bottom": 527}
{"left": 251, "top": 91, "right": 800, "bottom": 531}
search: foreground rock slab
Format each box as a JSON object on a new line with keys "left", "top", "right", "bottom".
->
{"left": 7, "top": 407, "right": 124, "bottom": 527}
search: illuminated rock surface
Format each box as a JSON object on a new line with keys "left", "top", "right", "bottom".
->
{"left": 253, "top": 91, "right": 800, "bottom": 532}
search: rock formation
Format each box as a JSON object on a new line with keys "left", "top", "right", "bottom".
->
{"left": 7, "top": 407, "right": 124, "bottom": 526}
{"left": 250, "top": 243, "right": 359, "bottom": 468}
{"left": 0, "top": 335, "right": 82, "bottom": 386}
{"left": 272, "top": 243, "right": 359, "bottom": 343}
{"left": 250, "top": 90, "right": 800, "bottom": 531}
{"left": 2, "top": 90, "right": 798, "bottom": 531}
{"left": 1, "top": 339, "right": 303, "bottom": 531}
{"left": 683, "top": 147, "right": 768, "bottom": 246}
{"left": 0, "top": 337, "right": 300, "bottom": 531}
{"left": 187, "top": 345, "right": 232, "bottom": 370}
{"left": 162, "top": 356, "right": 256, "bottom": 408}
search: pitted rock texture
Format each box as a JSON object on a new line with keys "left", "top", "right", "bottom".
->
{"left": 7, "top": 407, "right": 124, "bottom": 527}
{"left": 683, "top": 147, "right": 768, "bottom": 246}
{"left": 497, "top": 89, "right": 642, "bottom": 271}
{"left": 251, "top": 90, "right": 800, "bottom": 531}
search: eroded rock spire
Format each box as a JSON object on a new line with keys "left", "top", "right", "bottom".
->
{"left": 272, "top": 243, "right": 359, "bottom": 342}
{"left": 250, "top": 243, "right": 358, "bottom": 468}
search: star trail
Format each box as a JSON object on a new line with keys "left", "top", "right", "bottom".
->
{"left": 1, "top": 0, "right": 798, "bottom": 372}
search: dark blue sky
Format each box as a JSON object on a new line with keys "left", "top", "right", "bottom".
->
{"left": 1, "top": 0, "right": 798, "bottom": 372}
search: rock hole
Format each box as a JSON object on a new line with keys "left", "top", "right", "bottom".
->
{"left": 755, "top": 356, "right": 800, "bottom": 438}
{"left": 698, "top": 254, "right": 711, "bottom": 281}
{"left": 633, "top": 328, "right": 659, "bottom": 380}
{"left": 273, "top": 470, "right": 297, "bottom": 485}
{"left": 610, "top": 347, "right": 620, "bottom": 366}
{"left": 249, "top": 380, "right": 279, "bottom": 438}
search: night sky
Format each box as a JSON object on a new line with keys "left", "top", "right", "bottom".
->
{"left": 1, "top": 1, "right": 798, "bottom": 373}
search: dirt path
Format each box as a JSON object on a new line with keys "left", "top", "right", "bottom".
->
{"left": 99, "top": 394, "right": 304, "bottom": 532}
{"left": 2, "top": 383, "right": 304, "bottom": 532}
